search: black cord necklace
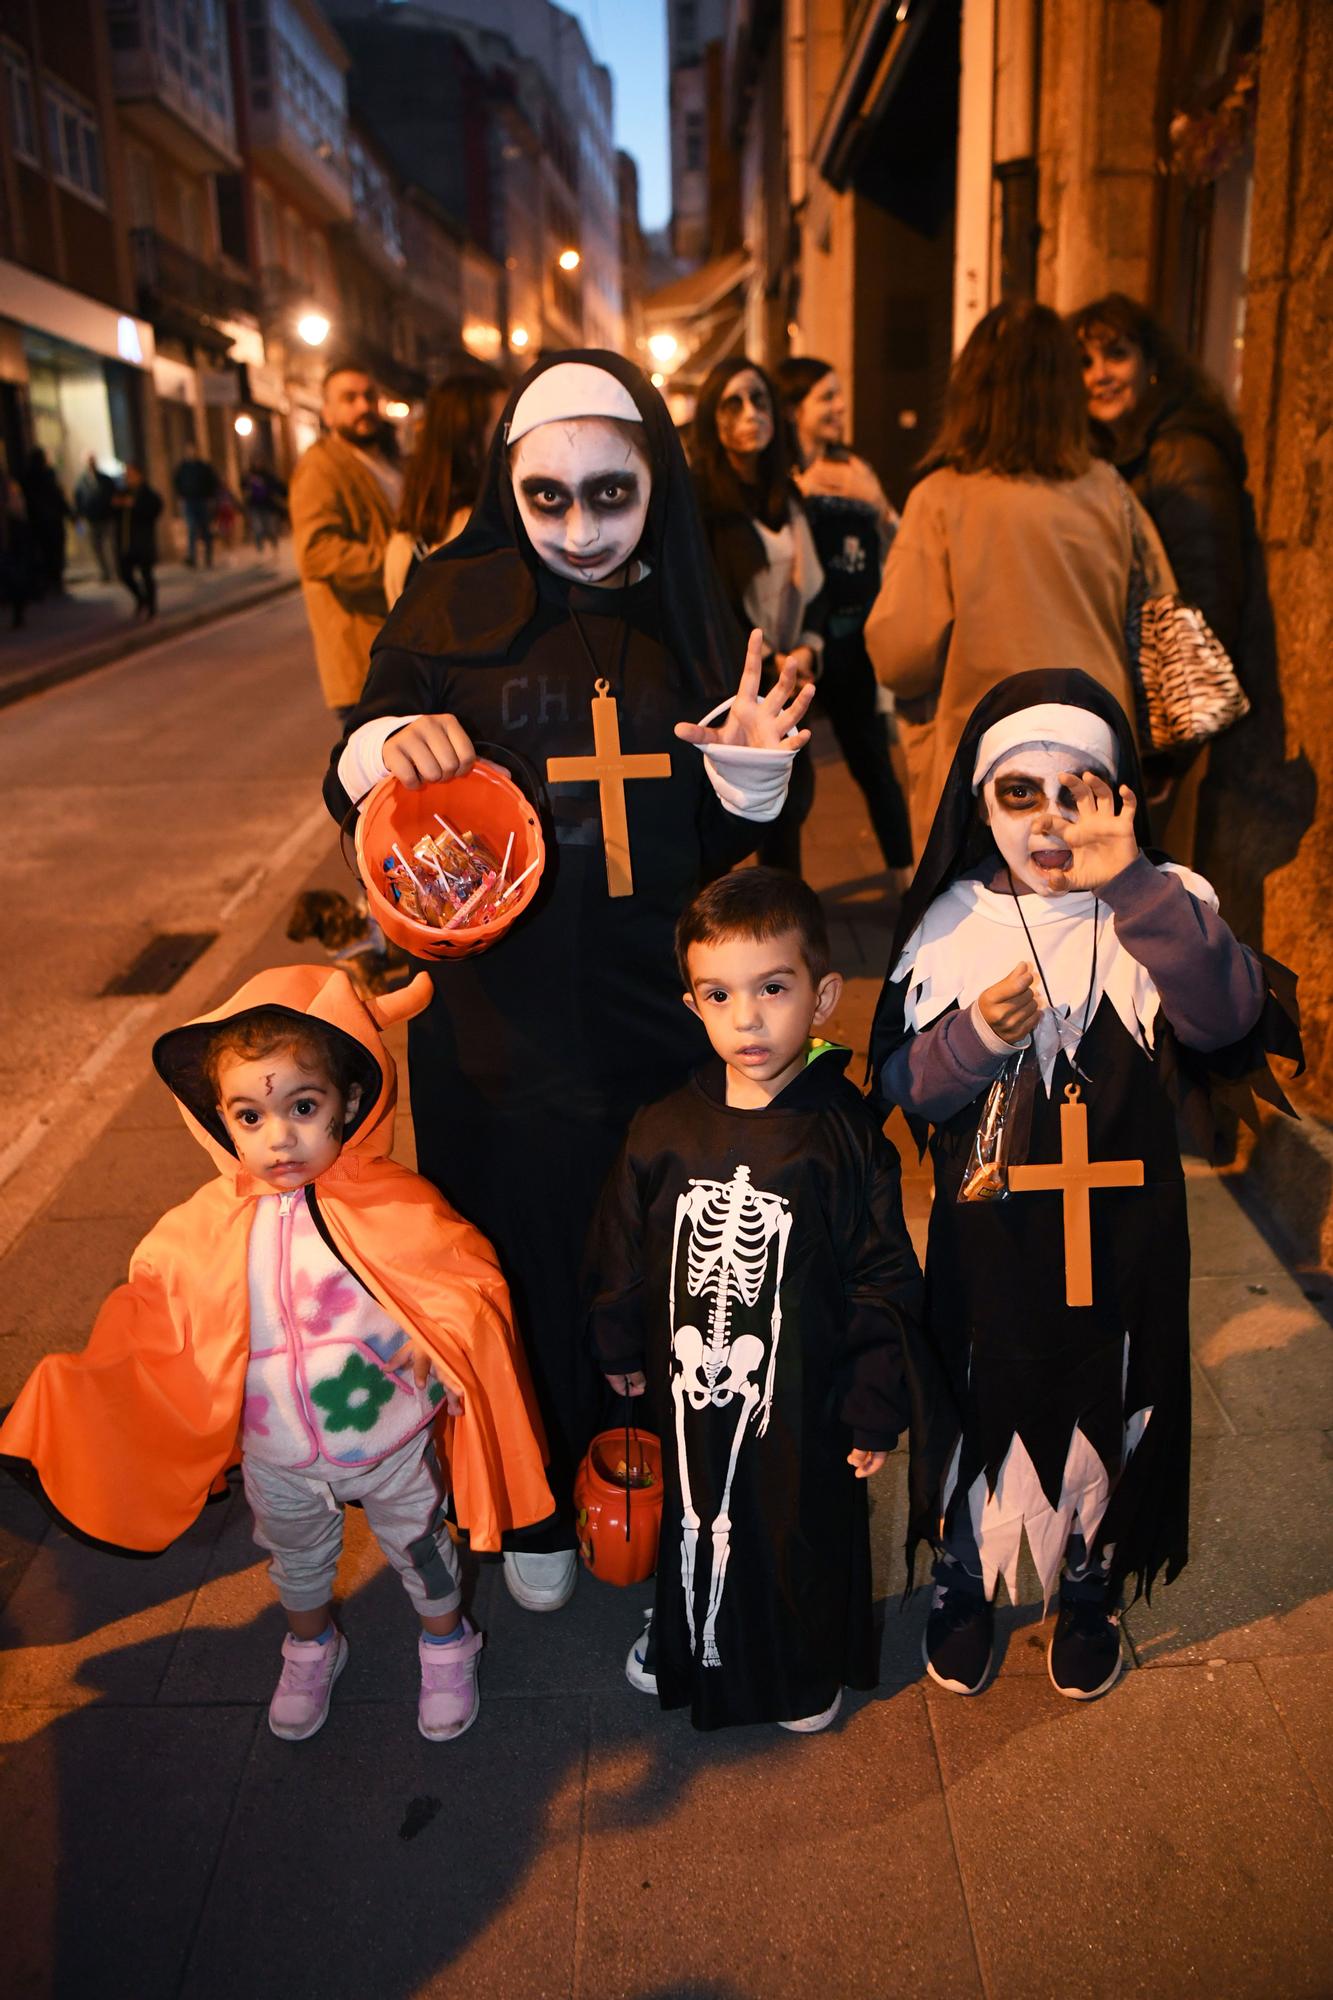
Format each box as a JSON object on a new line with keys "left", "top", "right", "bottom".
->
{"left": 1006, "top": 868, "right": 1103, "bottom": 1043}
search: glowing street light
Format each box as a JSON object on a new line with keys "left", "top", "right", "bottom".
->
{"left": 558, "top": 248, "right": 581, "bottom": 271}
{"left": 297, "top": 311, "right": 330, "bottom": 347}
{"left": 384, "top": 400, "right": 411, "bottom": 420}
{"left": 510, "top": 324, "right": 531, "bottom": 350}
{"left": 650, "top": 372, "right": 666, "bottom": 388}
{"left": 647, "top": 330, "right": 678, "bottom": 364}
{"left": 233, "top": 414, "right": 255, "bottom": 437}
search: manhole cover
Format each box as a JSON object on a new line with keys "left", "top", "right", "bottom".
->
{"left": 100, "top": 931, "right": 218, "bottom": 996}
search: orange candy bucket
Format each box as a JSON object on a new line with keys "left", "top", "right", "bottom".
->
{"left": 574, "top": 1427, "right": 664, "bottom": 1587}
{"left": 354, "top": 758, "right": 545, "bottom": 961}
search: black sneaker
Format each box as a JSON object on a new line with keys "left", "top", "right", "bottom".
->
{"left": 1048, "top": 1571, "right": 1123, "bottom": 1700}
{"left": 922, "top": 1557, "right": 994, "bottom": 1695}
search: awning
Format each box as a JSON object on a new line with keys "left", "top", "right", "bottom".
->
{"left": 0, "top": 258, "right": 154, "bottom": 370}
{"left": 642, "top": 247, "right": 753, "bottom": 324}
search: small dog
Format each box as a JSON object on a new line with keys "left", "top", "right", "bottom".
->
{"left": 286, "top": 889, "right": 414, "bottom": 999}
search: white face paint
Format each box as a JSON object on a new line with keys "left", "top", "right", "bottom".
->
{"left": 981, "top": 747, "right": 1101, "bottom": 896}
{"left": 510, "top": 416, "right": 651, "bottom": 587}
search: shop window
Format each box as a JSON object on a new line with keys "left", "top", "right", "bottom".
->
{"left": 43, "top": 81, "right": 105, "bottom": 206}
{"left": 3, "top": 44, "right": 38, "bottom": 167}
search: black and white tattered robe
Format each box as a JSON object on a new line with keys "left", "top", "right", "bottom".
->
{"left": 588, "top": 1050, "right": 921, "bottom": 1730}
{"left": 870, "top": 668, "right": 1299, "bottom": 1607}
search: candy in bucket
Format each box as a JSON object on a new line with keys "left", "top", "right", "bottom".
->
{"left": 381, "top": 813, "right": 540, "bottom": 934}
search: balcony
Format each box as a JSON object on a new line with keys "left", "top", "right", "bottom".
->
{"left": 107, "top": 0, "right": 240, "bottom": 173}
{"left": 242, "top": 0, "right": 352, "bottom": 223}
{"left": 131, "top": 228, "right": 258, "bottom": 348}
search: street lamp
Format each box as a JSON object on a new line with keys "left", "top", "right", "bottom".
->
{"left": 650, "top": 372, "right": 666, "bottom": 388}
{"left": 384, "top": 400, "right": 411, "bottom": 420}
{"left": 558, "top": 248, "right": 580, "bottom": 271}
{"left": 647, "top": 331, "right": 678, "bottom": 364}
{"left": 233, "top": 414, "right": 255, "bottom": 437}
{"left": 510, "top": 325, "right": 531, "bottom": 351}
{"left": 297, "top": 311, "right": 330, "bottom": 347}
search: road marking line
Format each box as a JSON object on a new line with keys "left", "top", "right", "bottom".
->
{"left": 219, "top": 799, "right": 335, "bottom": 920}
{"left": 0, "top": 998, "right": 159, "bottom": 1193}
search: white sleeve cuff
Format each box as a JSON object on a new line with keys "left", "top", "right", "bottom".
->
{"left": 701, "top": 742, "right": 797, "bottom": 822}
{"left": 337, "top": 714, "right": 420, "bottom": 807}
{"left": 968, "top": 999, "right": 1017, "bottom": 1057}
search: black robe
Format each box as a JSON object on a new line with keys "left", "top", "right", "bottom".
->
{"left": 324, "top": 352, "right": 762, "bottom": 1513}
{"left": 326, "top": 571, "right": 754, "bottom": 1497}
{"left": 587, "top": 1050, "right": 922, "bottom": 1729}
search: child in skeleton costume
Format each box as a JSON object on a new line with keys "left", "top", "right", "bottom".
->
{"left": 327, "top": 353, "right": 810, "bottom": 1615}
{"left": 870, "top": 669, "right": 1299, "bottom": 1700}
{"left": 589, "top": 870, "right": 921, "bottom": 1732}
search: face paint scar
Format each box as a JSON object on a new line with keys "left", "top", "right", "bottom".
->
{"left": 264, "top": 1073, "right": 274, "bottom": 1096}
{"left": 326, "top": 1113, "right": 340, "bottom": 1139}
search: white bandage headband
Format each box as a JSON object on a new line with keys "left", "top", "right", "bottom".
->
{"left": 506, "top": 363, "right": 642, "bottom": 446}
{"left": 972, "top": 703, "right": 1119, "bottom": 793}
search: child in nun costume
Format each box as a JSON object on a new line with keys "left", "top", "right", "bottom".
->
{"left": 326, "top": 353, "right": 812, "bottom": 1612}
{"left": 870, "top": 668, "right": 1300, "bottom": 1699}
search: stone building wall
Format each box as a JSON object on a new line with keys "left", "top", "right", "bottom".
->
{"left": 1233, "top": 0, "right": 1333, "bottom": 1106}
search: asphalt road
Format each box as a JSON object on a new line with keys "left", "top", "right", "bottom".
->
{"left": 0, "top": 592, "right": 338, "bottom": 1245}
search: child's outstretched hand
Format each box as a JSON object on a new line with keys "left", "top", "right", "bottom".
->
{"left": 387, "top": 1336, "right": 464, "bottom": 1415}
{"left": 674, "top": 627, "right": 815, "bottom": 754}
{"left": 1042, "top": 772, "right": 1140, "bottom": 892}
{"left": 605, "top": 1370, "right": 646, "bottom": 1398}
{"left": 847, "top": 1448, "right": 887, "bottom": 1480}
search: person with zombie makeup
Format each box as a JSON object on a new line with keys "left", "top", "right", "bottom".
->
{"left": 691, "top": 357, "right": 823, "bottom": 878}
{"left": 325, "top": 352, "right": 811, "bottom": 1613}
{"left": 870, "top": 669, "right": 1299, "bottom": 1701}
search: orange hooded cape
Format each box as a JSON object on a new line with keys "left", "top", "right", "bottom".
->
{"left": 0, "top": 965, "right": 553, "bottom": 1554}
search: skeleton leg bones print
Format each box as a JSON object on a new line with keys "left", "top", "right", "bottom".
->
{"left": 668, "top": 1165, "right": 793, "bottom": 1667}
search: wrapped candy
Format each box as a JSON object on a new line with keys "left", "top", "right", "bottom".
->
{"left": 958, "top": 1047, "right": 1032, "bottom": 1203}
{"left": 380, "top": 817, "right": 539, "bottom": 934}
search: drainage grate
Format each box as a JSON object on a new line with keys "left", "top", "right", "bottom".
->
{"left": 100, "top": 931, "right": 219, "bottom": 997}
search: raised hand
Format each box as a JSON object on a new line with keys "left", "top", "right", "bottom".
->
{"left": 978, "top": 962, "right": 1039, "bottom": 1045}
{"left": 1042, "top": 771, "right": 1140, "bottom": 892}
{"left": 383, "top": 713, "right": 477, "bottom": 789}
{"left": 673, "top": 627, "right": 815, "bottom": 753}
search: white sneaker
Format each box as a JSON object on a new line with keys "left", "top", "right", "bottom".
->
{"left": 778, "top": 1689, "right": 842, "bottom": 1734}
{"left": 502, "top": 1548, "right": 578, "bottom": 1612}
{"left": 625, "top": 1613, "right": 656, "bottom": 1694}
{"left": 268, "top": 1629, "right": 348, "bottom": 1741}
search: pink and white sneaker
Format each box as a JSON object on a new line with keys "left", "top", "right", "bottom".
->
{"left": 418, "top": 1621, "right": 483, "bottom": 1741}
{"left": 268, "top": 1629, "right": 349, "bottom": 1741}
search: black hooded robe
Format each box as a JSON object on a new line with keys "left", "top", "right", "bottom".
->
{"left": 324, "top": 353, "right": 763, "bottom": 1516}
{"left": 869, "top": 670, "right": 1299, "bottom": 1605}
{"left": 587, "top": 1049, "right": 921, "bottom": 1728}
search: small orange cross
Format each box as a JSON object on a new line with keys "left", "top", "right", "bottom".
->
{"left": 547, "top": 679, "right": 672, "bottom": 898}
{"left": 1007, "top": 1083, "right": 1144, "bottom": 1306}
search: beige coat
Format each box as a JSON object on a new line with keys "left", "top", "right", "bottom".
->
{"left": 289, "top": 434, "right": 394, "bottom": 709}
{"left": 865, "top": 460, "right": 1171, "bottom": 855}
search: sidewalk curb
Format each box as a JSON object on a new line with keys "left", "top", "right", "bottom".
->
{"left": 0, "top": 573, "right": 300, "bottom": 712}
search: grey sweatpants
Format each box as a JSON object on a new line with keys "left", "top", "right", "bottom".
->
{"left": 243, "top": 1434, "right": 462, "bottom": 1617}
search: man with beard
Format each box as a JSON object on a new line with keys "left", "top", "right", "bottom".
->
{"left": 291, "top": 363, "right": 400, "bottom": 722}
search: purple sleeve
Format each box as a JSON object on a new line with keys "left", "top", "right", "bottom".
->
{"left": 1100, "top": 856, "right": 1264, "bottom": 1051}
{"left": 881, "top": 1004, "right": 1013, "bottom": 1123}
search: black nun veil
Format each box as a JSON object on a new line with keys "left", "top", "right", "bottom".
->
{"left": 375, "top": 347, "right": 742, "bottom": 703}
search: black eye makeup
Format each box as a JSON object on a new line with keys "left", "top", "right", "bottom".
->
{"left": 519, "top": 471, "right": 642, "bottom": 517}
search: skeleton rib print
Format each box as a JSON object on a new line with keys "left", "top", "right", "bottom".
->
{"left": 668, "top": 1164, "right": 793, "bottom": 1667}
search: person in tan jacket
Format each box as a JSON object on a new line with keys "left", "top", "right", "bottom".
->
{"left": 290, "top": 364, "right": 399, "bottom": 717}
{"left": 865, "top": 302, "right": 1170, "bottom": 857}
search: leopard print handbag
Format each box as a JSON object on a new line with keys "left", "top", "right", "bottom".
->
{"left": 1119, "top": 477, "right": 1250, "bottom": 752}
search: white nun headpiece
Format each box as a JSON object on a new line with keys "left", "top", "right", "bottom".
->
{"left": 972, "top": 702, "right": 1119, "bottom": 793}
{"left": 506, "top": 363, "right": 642, "bottom": 447}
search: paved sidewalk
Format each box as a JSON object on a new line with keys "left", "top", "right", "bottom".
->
{"left": 0, "top": 542, "right": 299, "bottom": 709}
{"left": 0, "top": 731, "right": 1329, "bottom": 1998}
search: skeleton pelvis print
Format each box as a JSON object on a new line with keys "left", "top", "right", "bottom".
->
{"left": 668, "top": 1164, "right": 792, "bottom": 1668}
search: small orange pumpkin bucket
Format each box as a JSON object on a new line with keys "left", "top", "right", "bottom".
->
{"left": 574, "top": 1425, "right": 664, "bottom": 1587}
{"left": 354, "top": 756, "right": 545, "bottom": 961}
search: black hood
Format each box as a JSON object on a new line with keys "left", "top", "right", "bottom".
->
{"left": 372, "top": 348, "right": 742, "bottom": 705}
